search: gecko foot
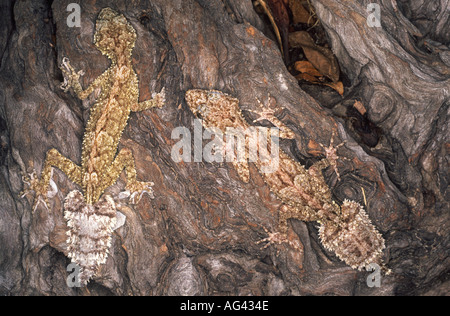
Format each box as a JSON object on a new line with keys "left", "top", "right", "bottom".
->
{"left": 249, "top": 95, "right": 278, "bottom": 123}
{"left": 60, "top": 57, "right": 85, "bottom": 92}
{"left": 123, "top": 180, "right": 155, "bottom": 204}
{"left": 319, "top": 131, "right": 348, "bottom": 181}
{"left": 249, "top": 95, "right": 296, "bottom": 139}
{"left": 20, "top": 170, "right": 51, "bottom": 212}
{"left": 257, "top": 227, "right": 301, "bottom": 253}
{"left": 152, "top": 87, "right": 166, "bottom": 109}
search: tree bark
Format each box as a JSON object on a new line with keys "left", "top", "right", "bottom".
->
{"left": 0, "top": 0, "right": 448, "bottom": 295}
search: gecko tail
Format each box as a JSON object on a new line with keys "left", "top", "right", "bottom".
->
{"left": 64, "top": 190, "right": 117, "bottom": 286}
{"left": 319, "top": 200, "right": 386, "bottom": 271}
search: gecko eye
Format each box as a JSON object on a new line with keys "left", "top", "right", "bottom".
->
{"left": 196, "top": 103, "right": 208, "bottom": 117}
{"left": 196, "top": 109, "right": 204, "bottom": 120}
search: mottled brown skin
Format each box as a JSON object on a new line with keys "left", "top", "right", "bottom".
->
{"left": 185, "top": 89, "right": 386, "bottom": 271}
{"left": 21, "top": 8, "right": 165, "bottom": 286}
{"left": 23, "top": 8, "right": 165, "bottom": 208}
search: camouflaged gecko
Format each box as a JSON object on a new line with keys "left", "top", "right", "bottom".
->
{"left": 21, "top": 8, "right": 165, "bottom": 285}
{"left": 185, "top": 89, "right": 386, "bottom": 271}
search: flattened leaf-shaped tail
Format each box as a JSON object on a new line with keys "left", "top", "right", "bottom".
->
{"left": 64, "top": 190, "right": 117, "bottom": 286}
{"left": 319, "top": 200, "right": 386, "bottom": 271}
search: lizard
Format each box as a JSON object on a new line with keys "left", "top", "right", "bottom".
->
{"left": 21, "top": 7, "right": 165, "bottom": 286}
{"left": 185, "top": 89, "right": 387, "bottom": 272}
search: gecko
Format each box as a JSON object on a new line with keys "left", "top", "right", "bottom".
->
{"left": 185, "top": 89, "right": 386, "bottom": 272}
{"left": 21, "top": 8, "right": 165, "bottom": 286}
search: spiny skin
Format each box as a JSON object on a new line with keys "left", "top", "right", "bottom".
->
{"left": 23, "top": 7, "right": 165, "bottom": 207}
{"left": 185, "top": 89, "right": 386, "bottom": 271}
{"left": 22, "top": 8, "right": 165, "bottom": 285}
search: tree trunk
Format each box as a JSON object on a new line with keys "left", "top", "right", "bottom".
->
{"left": 0, "top": 0, "right": 448, "bottom": 295}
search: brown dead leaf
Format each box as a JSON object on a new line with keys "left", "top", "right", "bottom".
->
{"left": 267, "top": 0, "right": 290, "bottom": 61}
{"left": 294, "top": 60, "right": 323, "bottom": 77}
{"left": 289, "top": 31, "right": 340, "bottom": 82}
{"left": 266, "top": 0, "right": 290, "bottom": 34}
{"left": 353, "top": 100, "right": 367, "bottom": 115}
{"left": 255, "top": 0, "right": 289, "bottom": 61}
{"left": 294, "top": 60, "right": 344, "bottom": 95}
{"left": 295, "top": 72, "right": 319, "bottom": 83}
{"left": 323, "top": 81, "right": 344, "bottom": 95}
{"left": 289, "top": 0, "right": 316, "bottom": 25}
{"left": 255, "top": 0, "right": 282, "bottom": 52}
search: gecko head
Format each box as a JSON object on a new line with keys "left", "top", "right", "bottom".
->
{"left": 319, "top": 200, "right": 386, "bottom": 271}
{"left": 94, "top": 8, "right": 137, "bottom": 60}
{"left": 185, "top": 89, "right": 211, "bottom": 119}
{"left": 185, "top": 89, "right": 241, "bottom": 130}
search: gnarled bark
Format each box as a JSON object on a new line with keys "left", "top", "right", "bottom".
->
{"left": 0, "top": 0, "right": 448, "bottom": 295}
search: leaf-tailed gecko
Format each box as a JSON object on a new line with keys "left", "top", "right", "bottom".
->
{"left": 22, "top": 8, "right": 165, "bottom": 285}
{"left": 185, "top": 89, "right": 387, "bottom": 272}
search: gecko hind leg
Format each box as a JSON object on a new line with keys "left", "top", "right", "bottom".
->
{"left": 104, "top": 148, "right": 154, "bottom": 205}
{"left": 257, "top": 204, "right": 308, "bottom": 252}
{"left": 21, "top": 148, "right": 82, "bottom": 211}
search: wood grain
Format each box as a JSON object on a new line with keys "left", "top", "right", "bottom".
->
{"left": 0, "top": 0, "right": 448, "bottom": 295}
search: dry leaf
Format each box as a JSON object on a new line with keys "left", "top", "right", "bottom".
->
{"left": 266, "top": 0, "right": 290, "bottom": 34}
{"left": 294, "top": 60, "right": 323, "bottom": 77}
{"left": 323, "top": 81, "right": 344, "bottom": 95}
{"left": 255, "top": 0, "right": 282, "bottom": 53}
{"left": 289, "top": 0, "right": 316, "bottom": 25}
{"left": 295, "top": 72, "right": 319, "bottom": 83}
{"left": 294, "top": 61, "right": 344, "bottom": 95}
{"left": 289, "top": 29, "right": 314, "bottom": 47}
{"left": 353, "top": 100, "right": 367, "bottom": 115}
{"left": 267, "top": 0, "right": 290, "bottom": 61}
{"left": 289, "top": 31, "right": 340, "bottom": 82}
{"left": 255, "top": 0, "right": 289, "bottom": 61}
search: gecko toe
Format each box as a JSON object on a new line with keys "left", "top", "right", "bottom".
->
{"left": 125, "top": 181, "right": 155, "bottom": 204}
{"left": 257, "top": 230, "right": 301, "bottom": 252}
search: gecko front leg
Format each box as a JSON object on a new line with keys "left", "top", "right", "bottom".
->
{"left": 60, "top": 57, "right": 110, "bottom": 100}
{"left": 131, "top": 87, "right": 166, "bottom": 112}
{"left": 317, "top": 131, "right": 347, "bottom": 181}
{"left": 249, "top": 95, "right": 295, "bottom": 140}
{"left": 21, "top": 148, "right": 82, "bottom": 211}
